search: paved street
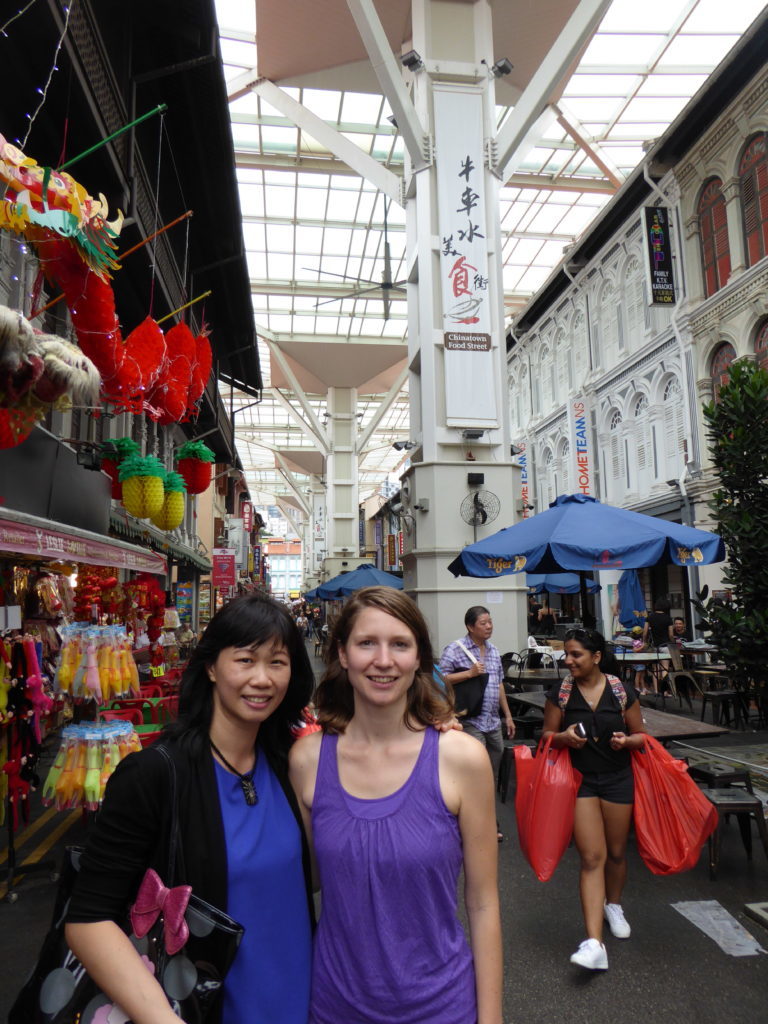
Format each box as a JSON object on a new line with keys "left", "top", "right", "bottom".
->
{"left": 2, "top": 655, "right": 768, "bottom": 1022}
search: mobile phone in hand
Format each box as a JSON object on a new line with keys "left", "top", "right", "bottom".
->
{"left": 574, "top": 722, "right": 587, "bottom": 738}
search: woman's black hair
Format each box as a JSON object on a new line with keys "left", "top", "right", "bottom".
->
{"left": 163, "top": 593, "right": 314, "bottom": 765}
{"left": 564, "top": 627, "right": 622, "bottom": 677}
{"left": 653, "top": 598, "right": 671, "bottom": 613}
{"left": 464, "top": 605, "right": 490, "bottom": 629}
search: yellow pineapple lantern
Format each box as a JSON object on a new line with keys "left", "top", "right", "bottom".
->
{"left": 151, "top": 471, "right": 187, "bottom": 531}
{"left": 119, "top": 455, "right": 166, "bottom": 519}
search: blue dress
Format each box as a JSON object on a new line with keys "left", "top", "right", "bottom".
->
{"left": 214, "top": 753, "right": 312, "bottom": 1024}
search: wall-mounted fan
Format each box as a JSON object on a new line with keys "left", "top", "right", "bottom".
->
{"left": 460, "top": 489, "right": 501, "bottom": 541}
{"left": 304, "top": 196, "right": 406, "bottom": 321}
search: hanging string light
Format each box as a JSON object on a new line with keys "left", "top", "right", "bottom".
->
{"left": 0, "top": 0, "right": 38, "bottom": 39}
{"left": 20, "top": 2, "right": 73, "bottom": 150}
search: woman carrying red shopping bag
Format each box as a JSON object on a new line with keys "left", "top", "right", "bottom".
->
{"left": 542, "top": 628, "right": 645, "bottom": 972}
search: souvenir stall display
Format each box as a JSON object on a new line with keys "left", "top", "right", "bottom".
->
{"left": 53, "top": 625, "right": 139, "bottom": 702}
{"left": 41, "top": 721, "right": 141, "bottom": 813}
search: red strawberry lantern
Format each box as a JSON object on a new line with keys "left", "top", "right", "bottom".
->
{"left": 175, "top": 439, "right": 216, "bottom": 495}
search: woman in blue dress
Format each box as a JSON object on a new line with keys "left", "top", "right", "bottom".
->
{"left": 65, "top": 594, "right": 315, "bottom": 1024}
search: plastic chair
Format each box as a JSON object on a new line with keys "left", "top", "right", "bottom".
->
{"left": 139, "top": 684, "right": 164, "bottom": 699}
{"left": 99, "top": 708, "right": 143, "bottom": 726}
{"left": 154, "top": 696, "right": 179, "bottom": 724}
{"left": 110, "top": 698, "right": 157, "bottom": 723}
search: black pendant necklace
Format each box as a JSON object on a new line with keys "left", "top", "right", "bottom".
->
{"left": 210, "top": 740, "right": 259, "bottom": 806}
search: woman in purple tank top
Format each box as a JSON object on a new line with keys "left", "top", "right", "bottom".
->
{"left": 290, "top": 587, "right": 502, "bottom": 1024}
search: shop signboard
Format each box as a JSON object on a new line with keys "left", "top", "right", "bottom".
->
{"left": 387, "top": 534, "right": 396, "bottom": 568}
{"left": 0, "top": 511, "right": 167, "bottom": 573}
{"left": 212, "top": 548, "right": 237, "bottom": 588}
{"left": 176, "top": 582, "right": 193, "bottom": 624}
{"left": 253, "top": 544, "right": 261, "bottom": 576}
{"left": 242, "top": 501, "right": 253, "bottom": 533}
{"left": 643, "top": 206, "right": 676, "bottom": 305}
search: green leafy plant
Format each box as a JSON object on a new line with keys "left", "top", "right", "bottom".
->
{"left": 698, "top": 359, "right": 768, "bottom": 689}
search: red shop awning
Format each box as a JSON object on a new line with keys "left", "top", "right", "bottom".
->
{"left": 0, "top": 507, "right": 167, "bottom": 575}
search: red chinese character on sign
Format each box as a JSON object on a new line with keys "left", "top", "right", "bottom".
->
{"left": 448, "top": 256, "right": 477, "bottom": 298}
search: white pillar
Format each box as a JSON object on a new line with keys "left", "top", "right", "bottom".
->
{"left": 722, "top": 177, "right": 747, "bottom": 280}
{"left": 325, "top": 387, "right": 360, "bottom": 560}
{"left": 401, "top": 0, "right": 524, "bottom": 654}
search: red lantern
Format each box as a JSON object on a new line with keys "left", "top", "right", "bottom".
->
{"left": 177, "top": 457, "right": 212, "bottom": 495}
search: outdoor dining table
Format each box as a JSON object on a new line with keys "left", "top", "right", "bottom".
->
{"left": 506, "top": 690, "right": 729, "bottom": 744}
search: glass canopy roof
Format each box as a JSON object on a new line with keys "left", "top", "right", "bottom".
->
{"left": 213, "top": 0, "right": 764, "bottom": 511}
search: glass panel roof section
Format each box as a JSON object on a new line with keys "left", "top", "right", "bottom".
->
{"left": 213, "top": 0, "right": 761, "bottom": 504}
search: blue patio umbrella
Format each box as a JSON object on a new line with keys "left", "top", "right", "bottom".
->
{"left": 617, "top": 569, "right": 648, "bottom": 629}
{"left": 303, "top": 587, "right": 319, "bottom": 600}
{"left": 527, "top": 572, "right": 601, "bottom": 595}
{"left": 316, "top": 563, "right": 404, "bottom": 600}
{"left": 448, "top": 493, "right": 725, "bottom": 578}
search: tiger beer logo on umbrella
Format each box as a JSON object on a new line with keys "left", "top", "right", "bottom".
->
{"left": 677, "top": 546, "right": 703, "bottom": 563}
{"left": 485, "top": 555, "right": 526, "bottom": 573}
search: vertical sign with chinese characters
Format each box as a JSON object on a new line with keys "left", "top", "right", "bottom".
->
{"left": 643, "top": 206, "right": 676, "bottom": 305}
{"left": 434, "top": 87, "right": 497, "bottom": 427}
{"left": 387, "top": 534, "right": 397, "bottom": 569}
{"left": 242, "top": 501, "right": 253, "bottom": 533}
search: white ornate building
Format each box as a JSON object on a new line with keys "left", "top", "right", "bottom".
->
{"left": 507, "top": 24, "right": 767, "bottom": 628}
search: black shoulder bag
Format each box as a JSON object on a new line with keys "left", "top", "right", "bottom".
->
{"left": 9, "top": 744, "right": 244, "bottom": 1023}
{"left": 451, "top": 640, "right": 489, "bottom": 719}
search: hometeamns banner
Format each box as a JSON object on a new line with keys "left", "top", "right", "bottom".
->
{"left": 434, "top": 86, "right": 498, "bottom": 427}
{"left": 568, "top": 397, "right": 593, "bottom": 495}
{"left": 515, "top": 439, "right": 532, "bottom": 518}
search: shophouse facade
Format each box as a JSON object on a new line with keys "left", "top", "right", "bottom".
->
{"left": 508, "top": 30, "right": 767, "bottom": 631}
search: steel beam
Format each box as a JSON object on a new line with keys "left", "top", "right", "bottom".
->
{"left": 496, "top": 0, "right": 613, "bottom": 183}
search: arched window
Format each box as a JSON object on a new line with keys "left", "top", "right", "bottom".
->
{"left": 698, "top": 178, "right": 731, "bottom": 297}
{"left": 571, "top": 311, "right": 588, "bottom": 386}
{"left": 624, "top": 258, "right": 645, "bottom": 348}
{"left": 541, "top": 447, "right": 556, "bottom": 508}
{"left": 710, "top": 342, "right": 736, "bottom": 401}
{"left": 600, "top": 281, "right": 620, "bottom": 368}
{"left": 539, "top": 345, "right": 554, "bottom": 407}
{"left": 608, "top": 409, "right": 625, "bottom": 500}
{"left": 663, "top": 377, "right": 685, "bottom": 478}
{"left": 559, "top": 438, "right": 571, "bottom": 495}
{"left": 519, "top": 363, "right": 531, "bottom": 422}
{"left": 554, "top": 329, "right": 570, "bottom": 402}
{"left": 755, "top": 319, "right": 768, "bottom": 372}
{"left": 739, "top": 133, "right": 768, "bottom": 267}
{"left": 633, "top": 394, "right": 651, "bottom": 496}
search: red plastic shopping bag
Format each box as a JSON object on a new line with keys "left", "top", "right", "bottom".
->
{"left": 514, "top": 737, "right": 582, "bottom": 882}
{"left": 631, "top": 734, "right": 718, "bottom": 875}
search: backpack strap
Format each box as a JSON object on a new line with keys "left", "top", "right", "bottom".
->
{"left": 557, "top": 677, "right": 573, "bottom": 708}
{"left": 558, "top": 674, "right": 627, "bottom": 711}
{"left": 607, "top": 674, "right": 627, "bottom": 711}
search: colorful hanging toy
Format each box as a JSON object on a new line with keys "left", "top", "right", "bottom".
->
{"left": 151, "top": 471, "right": 187, "bottom": 531}
{"left": 119, "top": 454, "right": 166, "bottom": 518}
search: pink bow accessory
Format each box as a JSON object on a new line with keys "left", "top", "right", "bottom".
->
{"left": 129, "top": 868, "right": 192, "bottom": 955}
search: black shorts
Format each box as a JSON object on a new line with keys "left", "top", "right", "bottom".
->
{"left": 577, "top": 766, "right": 634, "bottom": 804}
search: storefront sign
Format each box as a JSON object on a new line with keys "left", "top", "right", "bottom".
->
{"left": 242, "top": 501, "right": 253, "bottom": 532}
{"left": 435, "top": 86, "right": 497, "bottom": 428}
{"left": 0, "top": 512, "right": 167, "bottom": 573}
{"left": 253, "top": 544, "right": 261, "bottom": 576}
{"left": 515, "top": 440, "right": 531, "bottom": 518}
{"left": 568, "top": 398, "right": 593, "bottom": 495}
{"left": 644, "top": 206, "right": 676, "bottom": 305}
{"left": 212, "top": 548, "right": 237, "bottom": 587}
{"left": 175, "top": 583, "right": 192, "bottom": 624}
{"left": 387, "top": 534, "right": 396, "bottom": 568}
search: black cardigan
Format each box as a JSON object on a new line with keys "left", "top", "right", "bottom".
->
{"left": 67, "top": 736, "right": 314, "bottom": 930}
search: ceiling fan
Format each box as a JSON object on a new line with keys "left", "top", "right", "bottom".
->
{"left": 304, "top": 196, "right": 406, "bottom": 321}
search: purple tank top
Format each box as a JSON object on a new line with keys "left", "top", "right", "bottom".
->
{"left": 309, "top": 728, "right": 477, "bottom": 1024}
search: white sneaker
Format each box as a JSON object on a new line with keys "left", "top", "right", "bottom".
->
{"left": 570, "top": 938, "right": 608, "bottom": 970}
{"left": 604, "top": 902, "right": 631, "bottom": 938}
